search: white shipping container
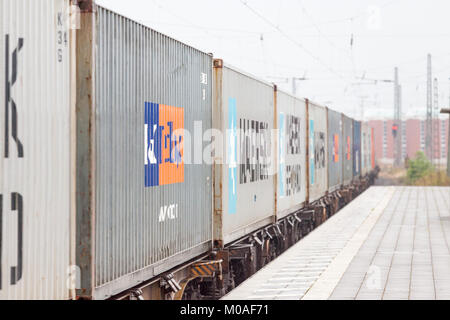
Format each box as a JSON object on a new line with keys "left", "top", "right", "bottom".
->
{"left": 213, "top": 62, "right": 275, "bottom": 246}
{"left": 0, "top": 0, "right": 73, "bottom": 299}
{"left": 276, "top": 91, "right": 307, "bottom": 219}
{"left": 308, "top": 101, "right": 328, "bottom": 203}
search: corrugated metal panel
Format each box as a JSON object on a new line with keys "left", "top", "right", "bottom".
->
{"left": 342, "top": 114, "right": 353, "bottom": 185}
{"left": 93, "top": 6, "right": 212, "bottom": 299}
{"left": 368, "top": 126, "right": 373, "bottom": 170}
{"left": 0, "top": 0, "right": 72, "bottom": 299}
{"left": 353, "top": 120, "right": 361, "bottom": 178}
{"left": 327, "top": 109, "right": 343, "bottom": 192}
{"left": 308, "top": 102, "right": 328, "bottom": 203}
{"left": 277, "top": 91, "right": 307, "bottom": 219}
{"left": 214, "top": 64, "right": 275, "bottom": 245}
{"left": 366, "top": 123, "right": 372, "bottom": 174}
{"left": 361, "top": 122, "right": 370, "bottom": 176}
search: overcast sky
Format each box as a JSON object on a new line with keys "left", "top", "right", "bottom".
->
{"left": 96, "top": 0, "right": 450, "bottom": 120}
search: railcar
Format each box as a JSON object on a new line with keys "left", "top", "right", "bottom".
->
{"left": 0, "top": 0, "right": 379, "bottom": 300}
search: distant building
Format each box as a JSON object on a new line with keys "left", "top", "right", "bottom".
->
{"left": 369, "top": 118, "right": 449, "bottom": 166}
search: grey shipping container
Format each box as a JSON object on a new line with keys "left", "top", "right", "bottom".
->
{"left": 213, "top": 61, "right": 275, "bottom": 246}
{"left": 76, "top": 5, "right": 213, "bottom": 299}
{"left": 276, "top": 91, "right": 307, "bottom": 219}
{"left": 307, "top": 100, "right": 328, "bottom": 203}
{"left": 342, "top": 114, "right": 353, "bottom": 185}
{"left": 327, "top": 108, "right": 343, "bottom": 192}
{"left": 353, "top": 120, "right": 362, "bottom": 178}
{"left": 361, "top": 122, "right": 371, "bottom": 176}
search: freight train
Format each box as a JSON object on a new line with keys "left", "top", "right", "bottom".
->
{"left": 0, "top": 0, "right": 378, "bottom": 300}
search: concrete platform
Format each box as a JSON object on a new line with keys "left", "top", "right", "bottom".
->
{"left": 222, "top": 186, "right": 450, "bottom": 300}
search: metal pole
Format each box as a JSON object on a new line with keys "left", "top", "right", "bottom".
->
{"left": 448, "top": 113, "right": 450, "bottom": 177}
{"left": 398, "top": 85, "right": 402, "bottom": 164}
{"left": 426, "top": 54, "right": 433, "bottom": 160}
{"left": 393, "top": 67, "right": 401, "bottom": 167}
{"left": 433, "top": 77, "right": 439, "bottom": 167}
{"left": 442, "top": 108, "right": 450, "bottom": 176}
{"left": 292, "top": 77, "right": 296, "bottom": 96}
{"left": 291, "top": 77, "right": 307, "bottom": 97}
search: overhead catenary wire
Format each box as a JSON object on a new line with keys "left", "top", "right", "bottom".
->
{"left": 297, "top": 0, "right": 363, "bottom": 115}
{"left": 297, "top": 0, "right": 354, "bottom": 64}
{"left": 99, "top": 0, "right": 448, "bottom": 120}
{"left": 239, "top": 0, "right": 347, "bottom": 81}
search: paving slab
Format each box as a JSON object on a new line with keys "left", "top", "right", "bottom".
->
{"left": 222, "top": 186, "right": 450, "bottom": 300}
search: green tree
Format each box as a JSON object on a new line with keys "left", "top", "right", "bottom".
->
{"left": 407, "top": 151, "right": 432, "bottom": 183}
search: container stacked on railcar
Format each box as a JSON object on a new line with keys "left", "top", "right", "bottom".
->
{"left": 76, "top": 5, "right": 213, "bottom": 299}
{"left": 361, "top": 122, "right": 371, "bottom": 176}
{"left": 307, "top": 101, "right": 328, "bottom": 203}
{"left": 213, "top": 60, "right": 275, "bottom": 246}
{"left": 276, "top": 91, "right": 307, "bottom": 219}
{"left": 0, "top": 0, "right": 380, "bottom": 300}
{"left": 327, "top": 108, "right": 343, "bottom": 192}
{"left": 353, "top": 120, "right": 362, "bottom": 179}
{"left": 342, "top": 114, "right": 353, "bottom": 186}
{"left": 0, "top": 0, "right": 73, "bottom": 299}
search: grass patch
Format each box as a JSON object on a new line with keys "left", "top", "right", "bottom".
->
{"left": 406, "top": 151, "right": 450, "bottom": 186}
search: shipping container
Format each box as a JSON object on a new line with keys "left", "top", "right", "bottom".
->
{"left": 276, "top": 91, "right": 307, "bottom": 219}
{"left": 327, "top": 108, "right": 343, "bottom": 192}
{"left": 353, "top": 120, "right": 362, "bottom": 178}
{"left": 342, "top": 114, "right": 353, "bottom": 186}
{"left": 307, "top": 101, "right": 328, "bottom": 203}
{"left": 361, "top": 122, "right": 371, "bottom": 176}
{"left": 213, "top": 61, "right": 275, "bottom": 246}
{"left": 366, "top": 123, "right": 373, "bottom": 173}
{"left": 0, "top": 0, "right": 74, "bottom": 299}
{"left": 75, "top": 5, "right": 213, "bottom": 299}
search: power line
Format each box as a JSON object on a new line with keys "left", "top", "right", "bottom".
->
{"left": 261, "top": 0, "right": 399, "bottom": 30}
{"left": 296, "top": 0, "right": 363, "bottom": 107}
{"left": 297, "top": 0, "right": 353, "bottom": 63}
{"left": 317, "top": 0, "right": 401, "bottom": 26}
{"left": 150, "top": 0, "right": 215, "bottom": 38}
{"left": 402, "top": 64, "right": 450, "bottom": 80}
{"left": 362, "top": 52, "right": 450, "bottom": 73}
{"left": 239, "top": 0, "right": 346, "bottom": 80}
